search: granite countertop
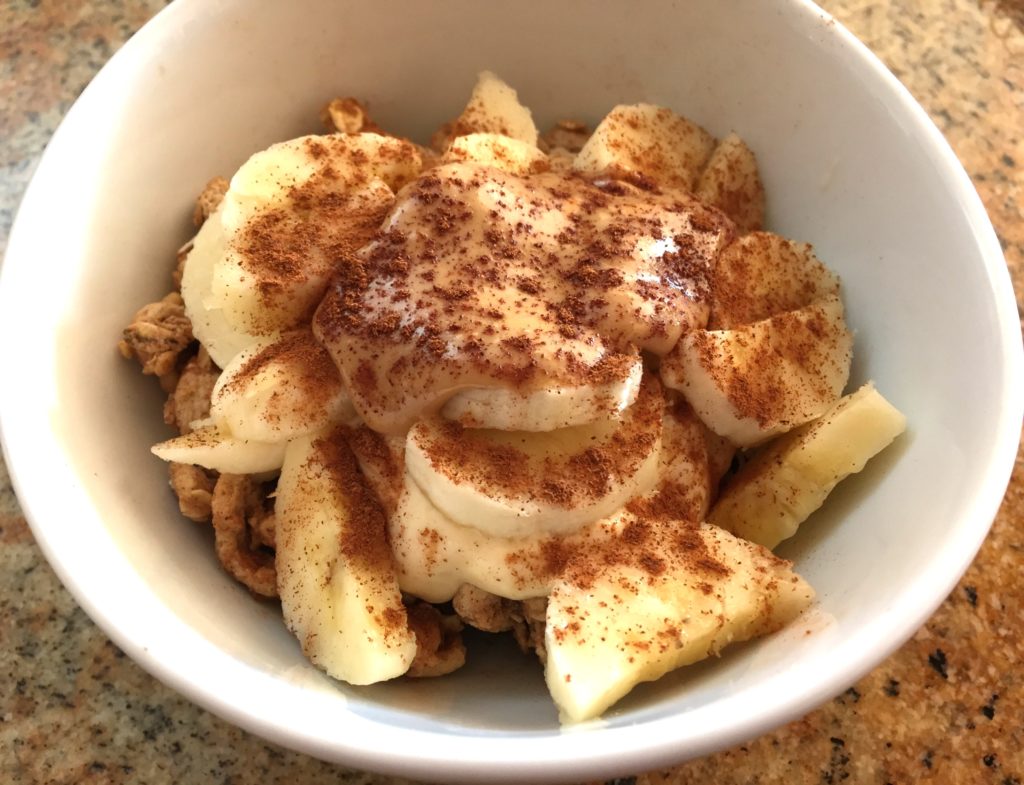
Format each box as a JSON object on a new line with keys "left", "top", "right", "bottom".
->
{"left": 1, "top": 1, "right": 1022, "bottom": 783}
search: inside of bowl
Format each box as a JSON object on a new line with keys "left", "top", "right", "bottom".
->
{"left": 4, "top": 0, "right": 1018, "bottom": 773}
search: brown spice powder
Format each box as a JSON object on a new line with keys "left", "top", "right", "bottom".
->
{"left": 308, "top": 428, "right": 395, "bottom": 576}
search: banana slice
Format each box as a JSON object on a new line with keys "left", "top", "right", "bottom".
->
{"left": 275, "top": 431, "right": 417, "bottom": 685}
{"left": 182, "top": 133, "right": 422, "bottom": 368}
{"left": 695, "top": 133, "right": 765, "bottom": 233}
{"left": 710, "top": 232, "right": 840, "bottom": 329}
{"left": 346, "top": 406, "right": 724, "bottom": 606}
{"left": 178, "top": 213, "right": 255, "bottom": 366}
{"left": 435, "top": 71, "right": 538, "bottom": 149}
{"left": 544, "top": 518, "right": 814, "bottom": 722}
{"left": 151, "top": 423, "right": 286, "bottom": 473}
{"left": 344, "top": 425, "right": 604, "bottom": 602}
{"left": 573, "top": 104, "right": 716, "bottom": 191}
{"left": 407, "top": 375, "right": 664, "bottom": 539}
{"left": 440, "top": 357, "right": 643, "bottom": 432}
{"left": 211, "top": 178, "right": 396, "bottom": 339}
{"left": 630, "top": 400, "right": 734, "bottom": 522}
{"left": 209, "top": 329, "right": 356, "bottom": 442}
{"left": 443, "top": 133, "right": 548, "bottom": 175}
{"left": 709, "top": 382, "right": 906, "bottom": 549}
{"left": 342, "top": 425, "right": 407, "bottom": 518}
{"left": 388, "top": 472, "right": 542, "bottom": 602}
{"left": 661, "top": 295, "right": 852, "bottom": 447}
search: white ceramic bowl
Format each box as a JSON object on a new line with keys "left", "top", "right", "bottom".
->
{"left": 2, "top": 0, "right": 1021, "bottom": 781}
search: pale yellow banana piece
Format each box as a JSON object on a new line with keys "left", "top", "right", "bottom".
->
{"left": 182, "top": 133, "right": 421, "bottom": 367}
{"left": 406, "top": 375, "right": 664, "bottom": 539}
{"left": 443, "top": 132, "right": 548, "bottom": 175}
{"left": 544, "top": 518, "right": 813, "bottom": 722}
{"left": 439, "top": 356, "right": 643, "bottom": 432}
{"left": 275, "top": 431, "right": 417, "bottom": 685}
{"left": 632, "top": 399, "right": 734, "bottom": 522}
{"left": 661, "top": 295, "right": 852, "bottom": 447}
{"left": 573, "top": 103, "right": 716, "bottom": 191}
{"left": 209, "top": 330, "right": 356, "bottom": 442}
{"left": 695, "top": 133, "right": 765, "bottom": 234}
{"left": 709, "top": 382, "right": 907, "bottom": 549}
{"left": 437, "top": 71, "right": 538, "bottom": 148}
{"left": 709, "top": 232, "right": 839, "bottom": 330}
{"left": 151, "top": 423, "right": 285, "bottom": 473}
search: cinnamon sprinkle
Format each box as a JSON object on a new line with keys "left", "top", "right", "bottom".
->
{"left": 307, "top": 429, "right": 394, "bottom": 576}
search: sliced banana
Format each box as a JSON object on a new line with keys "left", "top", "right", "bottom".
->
{"left": 347, "top": 405, "right": 729, "bottom": 608}
{"left": 345, "top": 426, "right": 607, "bottom": 602}
{"left": 443, "top": 132, "right": 548, "bottom": 175}
{"left": 211, "top": 181, "right": 395, "bottom": 337}
{"left": 695, "top": 132, "right": 765, "bottom": 233}
{"left": 275, "top": 431, "right": 417, "bottom": 685}
{"left": 573, "top": 104, "right": 716, "bottom": 191}
{"left": 209, "top": 329, "right": 356, "bottom": 442}
{"left": 182, "top": 133, "right": 422, "bottom": 368}
{"left": 710, "top": 232, "right": 840, "bottom": 329}
{"left": 709, "top": 382, "right": 906, "bottom": 549}
{"left": 179, "top": 211, "right": 254, "bottom": 366}
{"left": 441, "top": 356, "right": 643, "bottom": 432}
{"left": 387, "top": 472, "right": 539, "bottom": 602}
{"left": 341, "top": 425, "right": 407, "bottom": 521}
{"left": 435, "top": 71, "right": 538, "bottom": 149}
{"left": 661, "top": 295, "right": 853, "bottom": 448}
{"left": 407, "top": 376, "right": 664, "bottom": 539}
{"left": 151, "top": 423, "right": 286, "bottom": 474}
{"left": 544, "top": 518, "right": 814, "bottom": 723}
{"left": 224, "top": 132, "right": 420, "bottom": 211}
{"left": 631, "top": 400, "right": 733, "bottom": 523}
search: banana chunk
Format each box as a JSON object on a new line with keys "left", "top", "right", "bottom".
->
{"left": 630, "top": 399, "right": 734, "bottom": 523}
{"left": 345, "top": 424, "right": 569, "bottom": 602}
{"left": 544, "top": 518, "right": 814, "bottom": 723}
{"left": 151, "top": 423, "right": 286, "bottom": 474}
{"left": 573, "top": 104, "right": 716, "bottom": 191}
{"left": 439, "top": 356, "right": 643, "bottom": 432}
{"left": 406, "top": 375, "right": 664, "bottom": 539}
{"left": 179, "top": 212, "right": 254, "bottom": 366}
{"left": 275, "top": 431, "right": 417, "bottom": 685}
{"left": 695, "top": 133, "right": 765, "bottom": 234}
{"left": 182, "top": 133, "right": 422, "bottom": 368}
{"left": 345, "top": 425, "right": 614, "bottom": 603}
{"left": 435, "top": 71, "right": 538, "bottom": 148}
{"left": 709, "top": 382, "right": 907, "bottom": 549}
{"left": 443, "top": 133, "right": 548, "bottom": 175}
{"left": 387, "top": 473, "right": 541, "bottom": 603}
{"left": 710, "top": 232, "right": 840, "bottom": 329}
{"left": 661, "top": 295, "right": 853, "bottom": 447}
{"left": 209, "top": 329, "right": 356, "bottom": 442}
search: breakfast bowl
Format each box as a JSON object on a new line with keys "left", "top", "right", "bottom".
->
{"left": 1, "top": 0, "right": 1021, "bottom": 781}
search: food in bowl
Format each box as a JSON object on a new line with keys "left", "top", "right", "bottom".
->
{"left": 118, "top": 72, "right": 906, "bottom": 722}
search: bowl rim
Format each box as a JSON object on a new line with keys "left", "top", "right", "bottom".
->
{"left": 2, "top": 0, "right": 1022, "bottom": 781}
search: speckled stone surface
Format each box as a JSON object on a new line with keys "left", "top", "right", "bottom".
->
{"left": 1, "top": 1, "right": 1021, "bottom": 783}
